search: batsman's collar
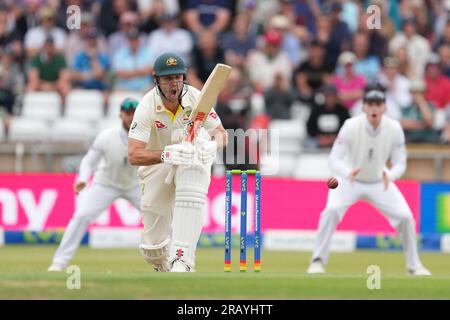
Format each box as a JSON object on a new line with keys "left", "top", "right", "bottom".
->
{"left": 155, "top": 92, "right": 193, "bottom": 113}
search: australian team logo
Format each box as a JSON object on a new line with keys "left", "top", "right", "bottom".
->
{"left": 166, "top": 57, "right": 178, "bottom": 66}
{"left": 182, "top": 109, "right": 192, "bottom": 122}
{"left": 154, "top": 120, "right": 167, "bottom": 129}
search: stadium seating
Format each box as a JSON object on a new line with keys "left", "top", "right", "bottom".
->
{"left": 21, "top": 92, "right": 62, "bottom": 121}
{"left": 49, "top": 118, "right": 94, "bottom": 142}
{"left": 107, "top": 91, "right": 143, "bottom": 118}
{"left": 260, "top": 153, "right": 296, "bottom": 177}
{"left": 293, "top": 153, "right": 331, "bottom": 179}
{"left": 65, "top": 90, "right": 104, "bottom": 121}
{"left": 268, "top": 119, "right": 306, "bottom": 155}
{"left": 8, "top": 118, "right": 49, "bottom": 141}
{"left": 96, "top": 118, "right": 122, "bottom": 133}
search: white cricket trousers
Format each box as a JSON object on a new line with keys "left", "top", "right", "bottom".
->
{"left": 311, "top": 177, "right": 424, "bottom": 271}
{"left": 52, "top": 183, "right": 140, "bottom": 265}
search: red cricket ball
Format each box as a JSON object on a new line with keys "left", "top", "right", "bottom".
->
{"left": 327, "top": 177, "right": 339, "bottom": 189}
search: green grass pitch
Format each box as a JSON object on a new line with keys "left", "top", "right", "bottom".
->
{"left": 1, "top": 246, "right": 450, "bottom": 299}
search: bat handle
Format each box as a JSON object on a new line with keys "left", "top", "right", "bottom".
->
{"left": 164, "top": 165, "right": 176, "bottom": 184}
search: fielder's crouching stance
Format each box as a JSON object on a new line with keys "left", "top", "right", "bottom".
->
{"left": 48, "top": 98, "right": 141, "bottom": 271}
{"left": 307, "top": 89, "right": 431, "bottom": 276}
{"left": 128, "top": 53, "right": 227, "bottom": 272}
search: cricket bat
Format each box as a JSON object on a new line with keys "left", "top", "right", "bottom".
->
{"left": 164, "top": 63, "right": 232, "bottom": 184}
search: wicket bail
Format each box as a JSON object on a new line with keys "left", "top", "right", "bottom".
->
{"left": 224, "top": 170, "right": 261, "bottom": 273}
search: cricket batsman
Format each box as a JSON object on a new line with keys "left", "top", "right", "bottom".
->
{"left": 48, "top": 98, "right": 141, "bottom": 271}
{"left": 128, "top": 53, "right": 227, "bottom": 272}
{"left": 307, "top": 89, "right": 431, "bottom": 276}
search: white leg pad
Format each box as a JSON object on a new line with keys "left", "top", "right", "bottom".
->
{"left": 171, "top": 165, "right": 210, "bottom": 268}
{"left": 139, "top": 238, "right": 171, "bottom": 272}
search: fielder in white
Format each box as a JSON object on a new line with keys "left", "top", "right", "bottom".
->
{"left": 307, "top": 89, "right": 431, "bottom": 276}
{"left": 128, "top": 53, "right": 227, "bottom": 272}
{"left": 48, "top": 98, "right": 141, "bottom": 272}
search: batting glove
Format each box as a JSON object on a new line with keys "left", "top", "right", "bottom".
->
{"left": 197, "top": 140, "right": 218, "bottom": 164}
{"left": 161, "top": 143, "right": 195, "bottom": 165}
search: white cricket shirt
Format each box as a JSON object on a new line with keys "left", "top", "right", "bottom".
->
{"left": 128, "top": 85, "right": 222, "bottom": 178}
{"left": 79, "top": 126, "right": 139, "bottom": 189}
{"left": 329, "top": 114, "right": 407, "bottom": 183}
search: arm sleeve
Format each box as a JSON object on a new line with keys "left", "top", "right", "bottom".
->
{"left": 128, "top": 99, "right": 152, "bottom": 143}
{"left": 384, "top": 124, "right": 407, "bottom": 181}
{"left": 78, "top": 133, "right": 104, "bottom": 182}
{"left": 328, "top": 121, "right": 352, "bottom": 178}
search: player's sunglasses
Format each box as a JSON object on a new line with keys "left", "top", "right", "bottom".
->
{"left": 120, "top": 99, "right": 139, "bottom": 111}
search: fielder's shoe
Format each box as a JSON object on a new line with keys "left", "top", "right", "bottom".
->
{"left": 307, "top": 258, "right": 325, "bottom": 274}
{"left": 408, "top": 266, "right": 432, "bottom": 276}
{"left": 170, "top": 259, "right": 194, "bottom": 273}
{"left": 47, "top": 262, "right": 67, "bottom": 272}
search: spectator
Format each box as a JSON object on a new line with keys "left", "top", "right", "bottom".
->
{"left": 332, "top": 51, "right": 366, "bottom": 111}
{"left": 221, "top": 13, "right": 256, "bottom": 69}
{"left": 292, "top": 0, "right": 320, "bottom": 36}
{"left": 400, "top": 79, "right": 441, "bottom": 143}
{"left": 184, "top": 0, "right": 232, "bottom": 35}
{"left": 323, "top": 1, "right": 352, "bottom": 69}
{"left": 434, "top": 19, "right": 450, "bottom": 50}
{"left": 339, "top": 0, "right": 360, "bottom": 33}
{"left": 13, "top": 0, "right": 42, "bottom": 40}
{"left": 99, "top": 0, "right": 132, "bottom": 37}
{"left": 264, "top": 72, "right": 295, "bottom": 120}
{"left": 357, "top": 9, "right": 390, "bottom": 61}
{"left": 378, "top": 57, "right": 412, "bottom": 110}
{"left": 238, "top": 0, "right": 266, "bottom": 39}
{"left": 27, "top": 35, "right": 71, "bottom": 100}
{"left": 0, "top": 46, "right": 23, "bottom": 115}
{"left": 439, "top": 44, "right": 450, "bottom": 78}
{"left": 138, "top": 0, "right": 167, "bottom": 34}
{"left": 306, "top": 83, "right": 349, "bottom": 149}
{"left": 72, "top": 29, "right": 110, "bottom": 91}
{"left": 246, "top": 30, "right": 291, "bottom": 93}
{"left": 137, "top": 0, "right": 180, "bottom": 19}
{"left": 0, "top": 5, "right": 20, "bottom": 48}
{"left": 188, "top": 30, "right": 225, "bottom": 89}
{"left": 352, "top": 31, "right": 381, "bottom": 82}
{"left": 389, "top": 16, "right": 431, "bottom": 80}
{"left": 293, "top": 39, "right": 333, "bottom": 105}
{"left": 424, "top": 53, "right": 450, "bottom": 109}
{"left": 65, "top": 13, "right": 108, "bottom": 67}
{"left": 147, "top": 13, "right": 193, "bottom": 66}
{"left": 112, "top": 28, "right": 154, "bottom": 92}
{"left": 24, "top": 6, "right": 66, "bottom": 58}
{"left": 108, "top": 11, "right": 146, "bottom": 59}
{"left": 267, "top": 14, "right": 303, "bottom": 68}
{"left": 393, "top": 46, "right": 413, "bottom": 79}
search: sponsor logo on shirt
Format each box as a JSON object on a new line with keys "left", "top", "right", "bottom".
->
{"left": 209, "top": 111, "right": 218, "bottom": 120}
{"left": 155, "top": 120, "right": 167, "bottom": 129}
{"left": 131, "top": 122, "right": 137, "bottom": 130}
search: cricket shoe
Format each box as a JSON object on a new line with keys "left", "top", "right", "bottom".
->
{"left": 47, "top": 262, "right": 67, "bottom": 272}
{"left": 170, "top": 259, "right": 194, "bottom": 273}
{"left": 408, "top": 266, "right": 432, "bottom": 276}
{"left": 307, "top": 258, "right": 326, "bottom": 274}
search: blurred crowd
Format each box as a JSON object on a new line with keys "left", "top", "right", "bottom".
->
{"left": 1, "top": 0, "right": 450, "bottom": 149}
